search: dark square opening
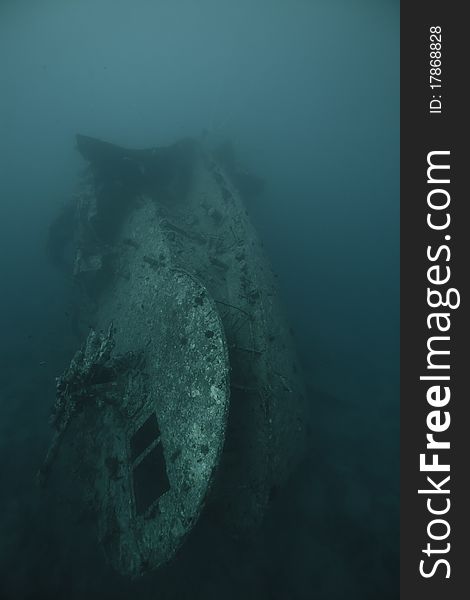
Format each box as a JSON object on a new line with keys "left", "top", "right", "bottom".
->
{"left": 130, "top": 413, "right": 160, "bottom": 462}
{"left": 132, "top": 443, "right": 170, "bottom": 515}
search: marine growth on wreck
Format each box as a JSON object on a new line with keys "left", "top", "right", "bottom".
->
{"left": 42, "top": 134, "right": 308, "bottom": 577}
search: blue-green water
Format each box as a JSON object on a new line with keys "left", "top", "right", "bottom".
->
{"left": 0, "top": 1, "right": 399, "bottom": 598}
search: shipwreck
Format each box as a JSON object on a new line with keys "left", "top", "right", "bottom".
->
{"left": 41, "top": 133, "right": 309, "bottom": 578}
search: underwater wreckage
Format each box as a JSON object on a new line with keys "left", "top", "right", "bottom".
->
{"left": 41, "top": 133, "right": 309, "bottom": 578}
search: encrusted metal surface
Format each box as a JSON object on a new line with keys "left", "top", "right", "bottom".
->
{"left": 56, "top": 265, "right": 229, "bottom": 577}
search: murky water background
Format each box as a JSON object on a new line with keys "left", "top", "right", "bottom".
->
{"left": 0, "top": 1, "right": 399, "bottom": 598}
